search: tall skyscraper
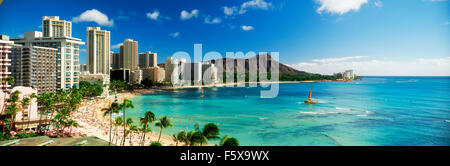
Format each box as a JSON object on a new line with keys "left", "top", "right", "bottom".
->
{"left": 10, "top": 45, "right": 58, "bottom": 94}
{"left": 86, "top": 27, "right": 110, "bottom": 75}
{"left": 110, "top": 52, "right": 122, "bottom": 70}
{"left": 122, "top": 39, "right": 138, "bottom": 71}
{"left": 139, "top": 51, "right": 157, "bottom": 69}
{"left": 42, "top": 16, "right": 72, "bottom": 38}
{"left": 0, "top": 35, "right": 13, "bottom": 92}
{"left": 12, "top": 29, "right": 84, "bottom": 90}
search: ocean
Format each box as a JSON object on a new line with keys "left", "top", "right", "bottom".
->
{"left": 127, "top": 77, "right": 450, "bottom": 146}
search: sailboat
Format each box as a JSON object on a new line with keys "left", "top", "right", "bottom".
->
{"left": 304, "top": 86, "right": 318, "bottom": 104}
{"left": 200, "top": 89, "right": 205, "bottom": 98}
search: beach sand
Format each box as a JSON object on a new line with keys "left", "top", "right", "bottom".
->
{"left": 72, "top": 90, "right": 178, "bottom": 146}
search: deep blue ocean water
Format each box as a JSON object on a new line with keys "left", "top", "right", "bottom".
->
{"left": 127, "top": 77, "right": 450, "bottom": 146}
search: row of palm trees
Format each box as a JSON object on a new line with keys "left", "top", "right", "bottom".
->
{"left": 1, "top": 77, "right": 105, "bottom": 139}
{"left": 1, "top": 76, "right": 38, "bottom": 138}
{"left": 102, "top": 100, "right": 239, "bottom": 146}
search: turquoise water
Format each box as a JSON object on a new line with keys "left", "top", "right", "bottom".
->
{"left": 127, "top": 77, "right": 450, "bottom": 146}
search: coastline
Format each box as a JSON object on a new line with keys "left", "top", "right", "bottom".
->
{"left": 163, "top": 80, "right": 339, "bottom": 90}
{"left": 72, "top": 90, "right": 177, "bottom": 146}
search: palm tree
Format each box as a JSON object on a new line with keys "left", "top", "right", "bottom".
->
{"left": 102, "top": 102, "right": 120, "bottom": 146}
{"left": 25, "top": 93, "right": 37, "bottom": 130}
{"left": 222, "top": 137, "right": 239, "bottom": 146}
{"left": 20, "top": 96, "right": 30, "bottom": 129}
{"left": 198, "top": 123, "right": 220, "bottom": 146}
{"left": 185, "top": 130, "right": 202, "bottom": 146}
{"left": 122, "top": 117, "right": 134, "bottom": 146}
{"left": 155, "top": 116, "right": 173, "bottom": 142}
{"left": 172, "top": 130, "right": 187, "bottom": 146}
{"left": 66, "top": 119, "right": 78, "bottom": 137}
{"left": 37, "top": 93, "right": 55, "bottom": 134}
{"left": 139, "top": 111, "right": 156, "bottom": 146}
{"left": 220, "top": 135, "right": 230, "bottom": 146}
{"left": 113, "top": 116, "right": 123, "bottom": 145}
{"left": 149, "top": 141, "right": 162, "bottom": 146}
{"left": 129, "top": 124, "right": 138, "bottom": 146}
{"left": 119, "top": 99, "right": 134, "bottom": 146}
{"left": 6, "top": 90, "right": 21, "bottom": 132}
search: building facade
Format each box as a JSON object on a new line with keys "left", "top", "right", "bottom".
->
{"left": 42, "top": 16, "right": 72, "bottom": 38}
{"left": 0, "top": 35, "right": 13, "bottom": 92}
{"left": 86, "top": 27, "right": 110, "bottom": 75}
{"left": 142, "top": 67, "right": 165, "bottom": 83}
{"left": 12, "top": 30, "right": 85, "bottom": 90}
{"left": 122, "top": 39, "right": 138, "bottom": 71}
{"left": 10, "top": 45, "right": 58, "bottom": 94}
{"left": 139, "top": 51, "right": 157, "bottom": 68}
{"left": 0, "top": 86, "right": 39, "bottom": 130}
{"left": 110, "top": 52, "right": 122, "bottom": 70}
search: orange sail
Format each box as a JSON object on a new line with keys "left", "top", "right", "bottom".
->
{"left": 305, "top": 86, "right": 318, "bottom": 104}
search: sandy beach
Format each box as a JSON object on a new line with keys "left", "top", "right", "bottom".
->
{"left": 71, "top": 89, "right": 178, "bottom": 146}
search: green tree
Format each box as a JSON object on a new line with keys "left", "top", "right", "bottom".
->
{"left": 155, "top": 116, "right": 173, "bottom": 142}
{"left": 172, "top": 130, "right": 187, "bottom": 146}
{"left": 102, "top": 102, "right": 120, "bottom": 146}
{"left": 113, "top": 116, "right": 123, "bottom": 145}
{"left": 222, "top": 137, "right": 239, "bottom": 146}
{"left": 197, "top": 123, "right": 220, "bottom": 146}
{"left": 119, "top": 99, "right": 134, "bottom": 146}
{"left": 149, "top": 141, "right": 162, "bottom": 146}
{"left": 139, "top": 111, "right": 156, "bottom": 146}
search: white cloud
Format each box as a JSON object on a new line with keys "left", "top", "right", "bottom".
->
{"left": 204, "top": 16, "right": 222, "bottom": 24}
{"left": 72, "top": 9, "right": 114, "bottom": 26}
{"left": 315, "top": 0, "right": 369, "bottom": 15}
{"left": 180, "top": 9, "right": 199, "bottom": 20}
{"left": 170, "top": 32, "right": 180, "bottom": 38}
{"left": 289, "top": 57, "right": 450, "bottom": 76}
{"left": 223, "top": 0, "right": 273, "bottom": 16}
{"left": 445, "top": 20, "right": 449, "bottom": 25}
{"left": 223, "top": 6, "right": 239, "bottom": 16}
{"left": 240, "top": 0, "right": 273, "bottom": 14}
{"left": 374, "top": 0, "right": 383, "bottom": 7}
{"left": 312, "top": 56, "right": 368, "bottom": 63}
{"left": 111, "top": 43, "right": 122, "bottom": 49}
{"left": 146, "top": 10, "right": 160, "bottom": 20}
{"left": 241, "top": 25, "right": 254, "bottom": 31}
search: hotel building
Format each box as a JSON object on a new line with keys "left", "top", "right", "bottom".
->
{"left": 42, "top": 16, "right": 72, "bottom": 38}
{"left": 139, "top": 51, "right": 157, "bottom": 68}
{"left": 10, "top": 45, "right": 58, "bottom": 94}
{"left": 12, "top": 30, "right": 84, "bottom": 90}
{"left": 86, "top": 27, "right": 110, "bottom": 75}
{"left": 0, "top": 35, "right": 13, "bottom": 92}
{"left": 122, "top": 39, "right": 138, "bottom": 71}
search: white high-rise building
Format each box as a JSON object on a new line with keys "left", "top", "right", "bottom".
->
{"left": 86, "top": 27, "right": 110, "bottom": 75}
{"left": 42, "top": 16, "right": 72, "bottom": 38}
{"left": 12, "top": 30, "right": 84, "bottom": 90}
{"left": 0, "top": 35, "right": 13, "bottom": 92}
{"left": 122, "top": 39, "right": 138, "bottom": 71}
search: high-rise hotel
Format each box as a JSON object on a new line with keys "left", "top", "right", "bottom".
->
{"left": 86, "top": 27, "right": 110, "bottom": 75}
{"left": 0, "top": 35, "right": 13, "bottom": 92}
{"left": 12, "top": 16, "right": 84, "bottom": 90}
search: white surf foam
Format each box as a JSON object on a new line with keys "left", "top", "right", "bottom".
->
{"left": 445, "top": 120, "right": 450, "bottom": 123}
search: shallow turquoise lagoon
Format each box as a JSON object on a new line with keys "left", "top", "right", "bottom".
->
{"left": 126, "top": 77, "right": 450, "bottom": 146}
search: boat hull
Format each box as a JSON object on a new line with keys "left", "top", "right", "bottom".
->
{"left": 304, "top": 100, "right": 318, "bottom": 104}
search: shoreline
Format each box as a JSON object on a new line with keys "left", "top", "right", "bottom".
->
{"left": 163, "top": 80, "right": 345, "bottom": 90}
{"left": 72, "top": 90, "right": 178, "bottom": 146}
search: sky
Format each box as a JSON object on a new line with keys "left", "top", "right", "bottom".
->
{"left": 0, "top": 0, "right": 448, "bottom": 76}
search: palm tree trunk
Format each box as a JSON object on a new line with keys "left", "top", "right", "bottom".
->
{"left": 109, "top": 113, "right": 112, "bottom": 146}
{"left": 141, "top": 122, "right": 148, "bottom": 146}
{"left": 158, "top": 127, "right": 162, "bottom": 142}
{"left": 122, "top": 107, "right": 126, "bottom": 146}
{"left": 26, "top": 107, "right": 30, "bottom": 130}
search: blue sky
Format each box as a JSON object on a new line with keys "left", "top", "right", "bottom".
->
{"left": 0, "top": 0, "right": 448, "bottom": 76}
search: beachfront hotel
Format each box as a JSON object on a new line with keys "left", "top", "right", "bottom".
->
{"left": 0, "top": 35, "right": 13, "bottom": 92}
{"left": 12, "top": 17, "right": 85, "bottom": 90}
{"left": 10, "top": 45, "right": 58, "bottom": 94}
{"left": 139, "top": 51, "right": 157, "bottom": 68}
{"left": 86, "top": 27, "right": 110, "bottom": 75}
{"left": 122, "top": 39, "right": 138, "bottom": 71}
{"left": 0, "top": 86, "right": 39, "bottom": 131}
{"left": 42, "top": 16, "right": 72, "bottom": 38}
